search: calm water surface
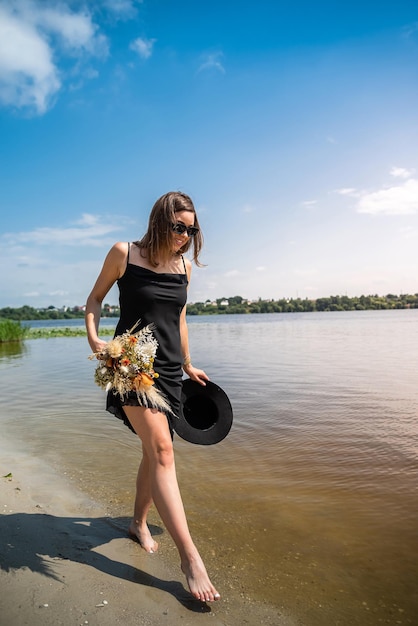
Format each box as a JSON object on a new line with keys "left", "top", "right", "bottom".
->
{"left": 1, "top": 311, "right": 418, "bottom": 625}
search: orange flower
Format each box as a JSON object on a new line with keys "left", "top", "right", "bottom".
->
{"left": 134, "top": 373, "right": 154, "bottom": 388}
{"left": 121, "top": 358, "right": 131, "bottom": 366}
{"left": 141, "top": 373, "right": 154, "bottom": 386}
{"left": 129, "top": 336, "right": 138, "bottom": 344}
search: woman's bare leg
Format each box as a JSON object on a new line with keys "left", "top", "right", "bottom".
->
{"left": 128, "top": 448, "right": 159, "bottom": 553}
{"left": 124, "top": 405, "right": 220, "bottom": 602}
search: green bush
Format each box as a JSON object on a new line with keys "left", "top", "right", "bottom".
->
{"left": 0, "top": 319, "right": 29, "bottom": 343}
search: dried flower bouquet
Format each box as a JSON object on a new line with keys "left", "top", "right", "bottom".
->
{"left": 89, "top": 321, "right": 171, "bottom": 414}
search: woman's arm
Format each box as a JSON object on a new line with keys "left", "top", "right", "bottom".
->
{"left": 85, "top": 242, "right": 127, "bottom": 352}
{"left": 180, "top": 259, "right": 209, "bottom": 386}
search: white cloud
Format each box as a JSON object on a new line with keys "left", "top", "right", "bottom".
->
{"left": 0, "top": 212, "right": 134, "bottom": 306}
{"left": 103, "top": 0, "right": 143, "bottom": 19}
{"left": 2, "top": 214, "right": 123, "bottom": 247}
{"left": 130, "top": 37, "right": 156, "bottom": 59}
{"left": 68, "top": 65, "right": 99, "bottom": 91}
{"left": 390, "top": 166, "right": 414, "bottom": 179}
{"left": 256, "top": 266, "right": 266, "bottom": 272}
{"left": 0, "top": 5, "right": 60, "bottom": 113}
{"left": 356, "top": 178, "right": 418, "bottom": 215}
{"left": 333, "top": 168, "right": 418, "bottom": 215}
{"left": 0, "top": 217, "right": 128, "bottom": 307}
{"left": 0, "top": 1, "right": 108, "bottom": 114}
{"left": 225, "top": 270, "right": 239, "bottom": 278}
{"left": 37, "top": 9, "right": 97, "bottom": 52}
{"left": 197, "top": 52, "right": 225, "bottom": 74}
{"left": 75, "top": 213, "right": 102, "bottom": 226}
{"left": 335, "top": 187, "right": 358, "bottom": 196}
{"left": 301, "top": 200, "right": 317, "bottom": 208}
{"left": 49, "top": 289, "right": 69, "bottom": 297}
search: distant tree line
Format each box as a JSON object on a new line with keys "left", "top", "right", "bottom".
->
{"left": 0, "top": 305, "right": 87, "bottom": 321}
{"left": 0, "top": 303, "right": 120, "bottom": 321}
{"left": 1, "top": 293, "right": 418, "bottom": 321}
{"left": 186, "top": 293, "right": 418, "bottom": 315}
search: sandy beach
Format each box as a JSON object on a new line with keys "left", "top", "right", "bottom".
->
{"left": 0, "top": 436, "right": 289, "bottom": 626}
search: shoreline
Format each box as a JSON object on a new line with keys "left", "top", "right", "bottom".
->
{"left": 0, "top": 435, "right": 290, "bottom": 626}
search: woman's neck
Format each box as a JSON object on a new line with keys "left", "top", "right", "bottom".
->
{"left": 132, "top": 244, "right": 183, "bottom": 273}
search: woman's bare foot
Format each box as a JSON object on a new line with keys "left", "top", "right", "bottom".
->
{"left": 181, "top": 554, "right": 220, "bottom": 603}
{"left": 128, "top": 521, "right": 158, "bottom": 554}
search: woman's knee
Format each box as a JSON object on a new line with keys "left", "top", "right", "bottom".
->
{"left": 150, "top": 437, "right": 175, "bottom": 468}
{"left": 123, "top": 406, "right": 174, "bottom": 467}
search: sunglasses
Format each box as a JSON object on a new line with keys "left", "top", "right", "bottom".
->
{"left": 171, "top": 222, "right": 199, "bottom": 237}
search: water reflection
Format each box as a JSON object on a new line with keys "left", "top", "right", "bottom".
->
{"left": 0, "top": 341, "right": 27, "bottom": 362}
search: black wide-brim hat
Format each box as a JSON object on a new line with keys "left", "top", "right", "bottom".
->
{"left": 175, "top": 379, "right": 233, "bottom": 445}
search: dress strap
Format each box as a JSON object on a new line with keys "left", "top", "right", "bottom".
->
{"left": 127, "top": 242, "right": 131, "bottom": 264}
{"left": 181, "top": 254, "right": 187, "bottom": 275}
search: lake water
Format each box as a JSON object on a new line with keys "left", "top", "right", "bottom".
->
{"left": 1, "top": 311, "right": 418, "bottom": 624}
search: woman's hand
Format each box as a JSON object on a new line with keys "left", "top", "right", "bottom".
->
{"left": 183, "top": 363, "right": 209, "bottom": 386}
{"left": 91, "top": 339, "right": 108, "bottom": 355}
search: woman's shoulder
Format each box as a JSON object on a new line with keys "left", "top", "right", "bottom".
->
{"left": 111, "top": 241, "right": 129, "bottom": 254}
{"left": 105, "top": 241, "right": 129, "bottom": 261}
{"left": 103, "top": 242, "right": 129, "bottom": 273}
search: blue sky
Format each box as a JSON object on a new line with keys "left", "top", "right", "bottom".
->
{"left": 1, "top": 0, "right": 418, "bottom": 308}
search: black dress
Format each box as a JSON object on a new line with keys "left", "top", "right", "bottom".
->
{"left": 106, "top": 243, "right": 188, "bottom": 434}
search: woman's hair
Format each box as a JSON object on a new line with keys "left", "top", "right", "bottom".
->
{"left": 136, "top": 191, "right": 203, "bottom": 267}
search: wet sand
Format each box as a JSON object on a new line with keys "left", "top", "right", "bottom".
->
{"left": 0, "top": 437, "right": 290, "bottom": 626}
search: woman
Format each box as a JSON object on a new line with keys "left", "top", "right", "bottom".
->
{"left": 85, "top": 191, "right": 220, "bottom": 603}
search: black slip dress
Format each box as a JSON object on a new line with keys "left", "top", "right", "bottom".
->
{"left": 106, "top": 242, "right": 188, "bottom": 434}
